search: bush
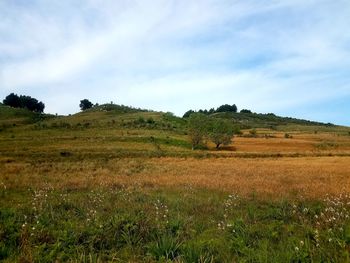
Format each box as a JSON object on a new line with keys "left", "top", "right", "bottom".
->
{"left": 249, "top": 129, "right": 257, "bottom": 137}
{"left": 240, "top": 109, "right": 252, "bottom": 114}
{"left": 146, "top": 117, "right": 155, "bottom": 124}
{"left": 187, "top": 113, "right": 208, "bottom": 150}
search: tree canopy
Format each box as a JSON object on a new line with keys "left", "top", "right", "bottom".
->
{"left": 183, "top": 110, "right": 195, "bottom": 118}
{"left": 207, "top": 118, "right": 235, "bottom": 149}
{"left": 240, "top": 109, "right": 252, "bottom": 114}
{"left": 187, "top": 113, "right": 240, "bottom": 150}
{"left": 215, "top": 104, "right": 237, "bottom": 113}
{"left": 183, "top": 104, "right": 239, "bottom": 118}
{"left": 79, "top": 99, "right": 94, "bottom": 111}
{"left": 3, "top": 93, "right": 45, "bottom": 113}
{"left": 187, "top": 113, "right": 208, "bottom": 150}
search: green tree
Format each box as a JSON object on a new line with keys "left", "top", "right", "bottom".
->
{"left": 240, "top": 109, "right": 252, "bottom": 114}
{"left": 207, "top": 118, "right": 236, "bottom": 149}
{"left": 187, "top": 113, "right": 208, "bottom": 150}
{"left": 79, "top": 99, "right": 93, "bottom": 111}
{"left": 3, "top": 93, "right": 21, "bottom": 108}
{"left": 183, "top": 110, "right": 195, "bottom": 118}
{"left": 216, "top": 104, "right": 237, "bottom": 113}
{"left": 3, "top": 93, "right": 45, "bottom": 113}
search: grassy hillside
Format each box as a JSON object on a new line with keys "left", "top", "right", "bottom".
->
{"left": 1, "top": 102, "right": 347, "bottom": 133}
{"left": 0, "top": 104, "right": 53, "bottom": 128}
{"left": 1, "top": 103, "right": 349, "bottom": 160}
{"left": 1, "top": 103, "right": 350, "bottom": 261}
{"left": 212, "top": 111, "right": 335, "bottom": 129}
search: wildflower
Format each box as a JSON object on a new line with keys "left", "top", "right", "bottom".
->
{"left": 295, "top": 247, "right": 299, "bottom": 252}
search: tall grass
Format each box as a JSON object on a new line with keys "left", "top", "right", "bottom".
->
{"left": 1, "top": 187, "right": 349, "bottom": 262}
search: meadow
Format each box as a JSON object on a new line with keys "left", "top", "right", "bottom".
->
{"left": 1, "top": 104, "right": 350, "bottom": 262}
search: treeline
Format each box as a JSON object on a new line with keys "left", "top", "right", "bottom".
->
{"left": 183, "top": 104, "right": 253, "bottom": 118}
{"left": 183, "top": 104, "right": 332, "bottom": 128}
{"left": 3, "top": 93, "right": 45, "bottom": 113}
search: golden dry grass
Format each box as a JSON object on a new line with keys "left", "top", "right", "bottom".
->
{"left": 2, "top": 156, "right": 349, "bottom": 200}
{"left": 230, "top": 132, "right": 350, "bottom": 153}
{"left": 1, "top": 121, "right": 350, "bottom": 201}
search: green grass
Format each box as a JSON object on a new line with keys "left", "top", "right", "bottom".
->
{"left": 0, "top": 105, "right": 55, "bottom": 130}
{"left": 1, "top": 187, "right": 349, "bottom": 262}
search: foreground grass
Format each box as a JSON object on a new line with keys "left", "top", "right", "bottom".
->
{"left": 1, "top": 186, "right": 350, "bottom": 262}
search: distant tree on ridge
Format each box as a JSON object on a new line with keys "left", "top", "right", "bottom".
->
{"left": 3, "top": 93, "right": 45, "bottom": 113}
{"left": 79, "top": 99, "right": 93, "bottom": 111}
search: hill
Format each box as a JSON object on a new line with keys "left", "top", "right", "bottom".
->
{"left": 0, "top": 104, "right": 53, "bottom": 128}
{"left": 212, "top": 111, "right": 334, "bottom": 129}
{"left": 1, "top": 102, "right": 344, "bottom": 131}
{"left": 1, "top": 103, "right": 349, "bottom": 160}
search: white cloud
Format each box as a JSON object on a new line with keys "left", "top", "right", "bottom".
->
{"left": 0, "top": 0, "right": 349, "bottom": 124}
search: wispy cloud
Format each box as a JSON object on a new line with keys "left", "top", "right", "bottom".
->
{"left": 0, "top": 0, "right": 349, "bottom": 124}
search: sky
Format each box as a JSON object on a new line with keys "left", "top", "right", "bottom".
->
{"left": 0, "top": 0, "right": 349, "bottom": 125}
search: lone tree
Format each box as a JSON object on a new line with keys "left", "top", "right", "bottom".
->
{"left": 3, "top": 93, "right": 45, "bottom": 113}
{"left": 79, "top": 99, "right": 93, "bottom": 111}
{"left": 187, "top": 113, "right": 208, "bottom": 150}
{"left": 207, "top": 118, "right": 236, "bottom": 149}
{"left": 186, "top": 114, "right": 240, "bottom": 150}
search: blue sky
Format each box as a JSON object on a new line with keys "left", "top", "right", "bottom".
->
{"left": 0, "top": 0, "right": 349, "bottom": 125}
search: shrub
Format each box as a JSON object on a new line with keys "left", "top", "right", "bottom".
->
{"left": 187, "top": 113, "right": 208, "bottom": 150}
{"left": 146, "top": 117, "right": 155, "bottom": 124}
{"left": 249, "top": 129, "right": 257, "bottom": 137}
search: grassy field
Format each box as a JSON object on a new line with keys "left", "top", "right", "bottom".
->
{"left": 1, "top": 105, "right": 350, "bottom": 262}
